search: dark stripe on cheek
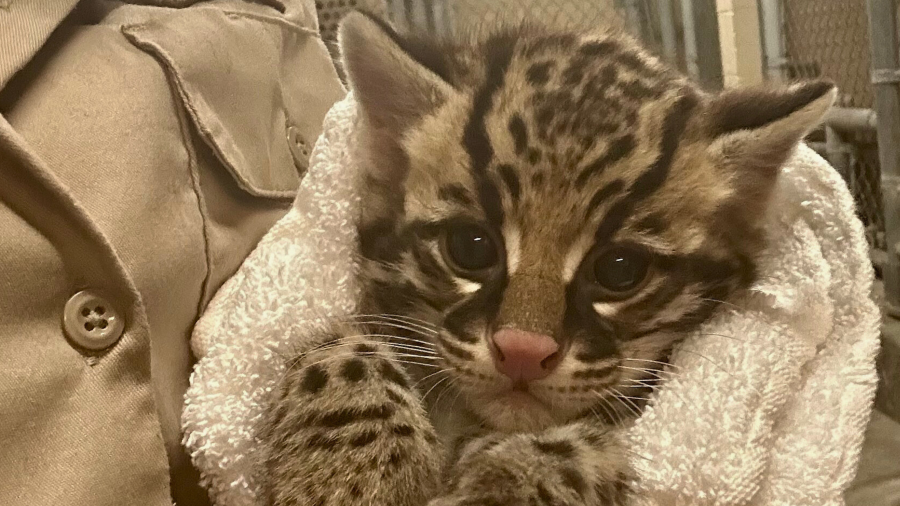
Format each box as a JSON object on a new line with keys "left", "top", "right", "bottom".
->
{"left": 586, "top": 179, "right": 625, "bottom": 217}
{"left": 497, "top": 164, "right": 522, "bottom": 203}
{"left": 565, "top": 285, "right": 619, "bottom": 363}
{"left": 412, "top": 247, "right": 447, "bottom": 280}
{"left": 438, "top": 184, "right": 475, "bottom": 206}
{"left": 359, "top": 218, "right": 401, "bottom": 263}
{"left": 443, "top": 281, "right": 506, "bottom": 341}
{"left": 403, "top": 219, "right": 444, "bottom": 240}
{"left": 367, "top": 279, "right": 431, "bottom": 314}
{"left": 575, "top": 135, "right": 635, "bottom": 188}
{"left": 626, "top": 280, "right": 688, "bottom": 325}
{"left": 572, "top": 366, "right": 616, "bottom": 379}
{"left": 437, "top": 333, "right": 475, "bottom": 360}
{"left": 575, "top": 340, "right": 618, "bottom": 362}
{"left": 508, "top": 114, "right": 529, "bottom": 155}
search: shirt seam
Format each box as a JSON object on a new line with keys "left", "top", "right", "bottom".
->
{"left": 166, "top": 58, "right": 214, "bottom": 317}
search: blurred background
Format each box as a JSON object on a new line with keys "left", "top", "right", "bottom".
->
{"left": 315, "top": 1, "right": 900, "bottom": 502}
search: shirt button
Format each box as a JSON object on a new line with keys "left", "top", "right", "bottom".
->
{"left": 62, "top": 290, "right": 125, "bottom": 350}
{"left": 286, "top": 124, "right": 311, "bottom": 177}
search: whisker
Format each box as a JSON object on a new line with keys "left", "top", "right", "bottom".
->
{"left": 613, "top": 394, "right": 650, "bottom": 402}
{"left": 344, "top": 313, "right": 440, "bottom": 332}
{"left": 422, "top": 375, "right": 453, "bottom": 405}
{"left": 447, "top": 380, "right": 465, "bottom": 410}
{"left": 283, "top": 354, "right": 441, "bottom": 384}
{"left": 592, "top": 391, "right": 626, "bottom": 429}
{"left": 386, "top": 344, "right": 440, "bottom": 356}
{"left": 285, "top": 338, "right": 436, "bottom": 367}
{"left": 383, "top": 334, "right": 440, "bottom": 350}
{"left": 610, "top": 388, "right": 646, "bottom": 418}
{"left": 623, "top": 378, "right": 664, "bottom": 389}
{"left": 596, "top": 389, "right": 641, "bottom": 419}
{"left": 693, "top": 331, "right": 745, "bottom": 343}
{"left": 306, "top": 332, "right": 441, "bottom": 356}
{"left": 699, "top": 297, "right": 776, "bottom": 322}
{"left": 390, "top": 359, "right": 444, "bottom": 370}
{"left": 342, "top": 315, "right": 437, "bottom": 332}
{"left": 344, "top": 319, "right": 439, "bottom": 340}
{"left": 616, "top": 366, "right": 674, "bottom": 378}
{"left": 674, "top": 348, "right": 763, "bottom": 396}
{"left": 431, "top": 376, "right": 459, "bottom": 409}
{"left": 622, "top": 371, "right": 700, "bottom": 409}
{"left": 387, "top": 352, "right": 443, "bottom": 362}
{"left": 625, "top": 449, "right": 654, "bottom": 463}
{"left": 622, "top": 358, "right": 681, "bottom": 370}
{"left": 414, "top": 368, "right": 454, "bottom": 388}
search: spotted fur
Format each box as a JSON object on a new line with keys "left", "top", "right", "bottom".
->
{"left": 257, "top": 10, "right": 835, "bottom": 506}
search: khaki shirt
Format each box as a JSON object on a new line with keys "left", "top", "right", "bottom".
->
{"left": 0, "top": 1, "right": 345, "bottom": 504}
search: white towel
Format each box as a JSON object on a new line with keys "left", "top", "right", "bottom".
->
{"left": 181, "top": 93, "right": 882, "bottom": 506}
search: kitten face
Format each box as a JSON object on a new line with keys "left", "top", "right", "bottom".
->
{"left": 341, "top": 13, "right": 834, "bottom": 431}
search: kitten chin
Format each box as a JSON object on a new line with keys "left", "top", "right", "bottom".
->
{"left": 466, "top": 391, "right": 572, "bottom": 432}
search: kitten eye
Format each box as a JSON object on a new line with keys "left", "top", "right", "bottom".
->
{"left": 592, "top": 245, "right": 652, "bottom": 296}
{"left": 441, "top": 223, "right": 499, "bottom": 275}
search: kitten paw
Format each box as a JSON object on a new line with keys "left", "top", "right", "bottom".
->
{"left": 432, "top": 423, "right": 634, "bottom": 506}
{"left": 257, "top": 325, "right": 443, "bottom": 506}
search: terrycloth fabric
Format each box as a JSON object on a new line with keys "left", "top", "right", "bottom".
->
{"left": 182, "top": 93, "right": 882, "bottom": 506}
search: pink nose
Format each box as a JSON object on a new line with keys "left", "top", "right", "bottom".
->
{"left": 491, "top": 329, "right": 560, "bottom": 382}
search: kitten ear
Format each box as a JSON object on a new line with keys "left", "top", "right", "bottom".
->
{"left": 705, "top": 80, "right": 836, "bottom": 189}
{"left": 338, "top": 11, "right": 455, "bottom": 133}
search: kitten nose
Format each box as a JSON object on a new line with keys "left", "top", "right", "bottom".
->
{"left": 491, "top": 329, "right": 560, "bottom": 382}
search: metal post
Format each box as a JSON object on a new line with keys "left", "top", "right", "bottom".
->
{"left": 867, "top": 0, "right": 900, "bottom": 316}
{"left": 825, "top": 126, "right": 853, "bottom": 184}
{"left": 689, "top": 0, "right": 724, "bottom": 90}
{"left": 824, "top": 107, "right": 879, "bottom": 132}
{"left": 758, "top": 0, "right": 786, "bottom": 82}
{"left": 680, "top": 0, "right": 700, "bottom": 79}
{"left": 620, "top": 0, "right": 644, "bottom": 40}
{"left": 657, "top": 0, "right": 679, "bottom": 64}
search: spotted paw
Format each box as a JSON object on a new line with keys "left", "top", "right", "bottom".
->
{"left": 431, "top": 422, "right": 633, "bottom": 506}
{"left": 257, "top": 325, "right": 443, "bottom": 506}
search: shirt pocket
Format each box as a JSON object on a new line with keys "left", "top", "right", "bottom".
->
{"left": 121, "top": 1, "right": 346, "bottom": 200}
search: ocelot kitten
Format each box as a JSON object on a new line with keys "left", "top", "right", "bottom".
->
{"left": 257, "top": 10, "right": 835, "bottom": 506}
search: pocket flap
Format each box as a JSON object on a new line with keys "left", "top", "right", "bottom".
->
{"left": 123, "top": 3, "right": 345, "bottom": 199}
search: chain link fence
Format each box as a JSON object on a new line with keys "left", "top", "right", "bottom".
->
{"left": 316, "top": 1, "right": 726, "bottom": 85}
{"left": 315, "top": 0, "right": 888, "bottom": 262}
{"left": 782, "top": 0, "right": 873, "bottom": 107}
{"left": 778, "top": 0, "right": 886, "bottom": 254}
